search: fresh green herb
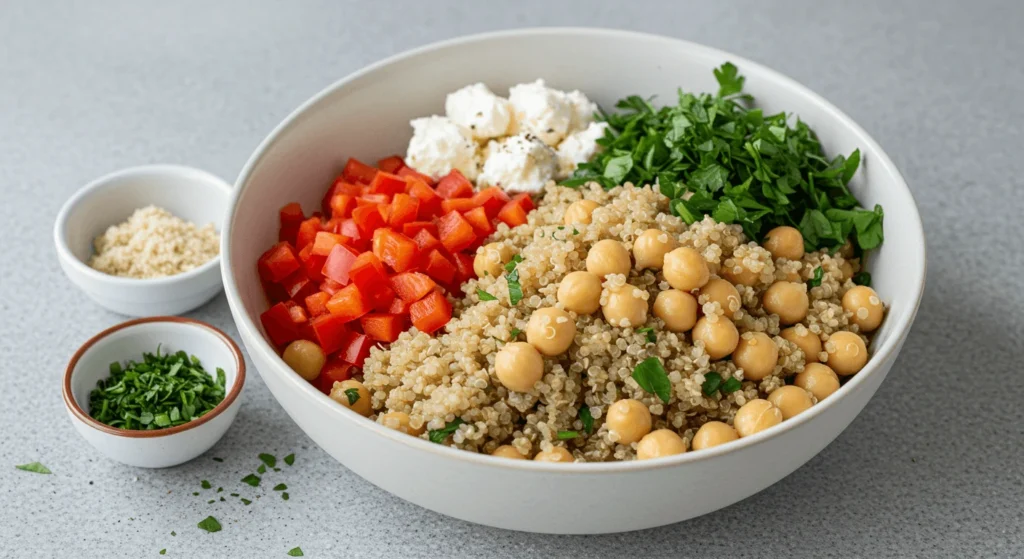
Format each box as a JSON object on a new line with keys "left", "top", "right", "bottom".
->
{"left": 721, "top": 377, "right": 743, "bottom": 394}
{"left": 579, "top": 405, "right": 594, "bottom": 434}
{"left": 477, "top": 289, "right": 497, "bottom": 301}
{"left": 258, "top": 453, "right": 277, "bottom": 468}
{"left": 192, "top": 492, "right": 199, "bottom": 496}
{"left": 344, "top": 388, "right": 360, "bottom": 405}
{"left": 504, "top": 256, "right": 524, "bottom": 305}
{"left": 288, "top": 548, "right": 304, "bottom": 557}
{"left": 15, "top": 462, "right": 51, "bottom": 474}
{"left": 200, "top": 480, "right": 211, "bottom": 489}
{"left": 207, "top": 499, "right": 215, "bottom": 504}
{"left": 212, "top": 457, "right": 223, "bottom": 462}
{"left": 171, "top": 531, "right": 176, "bottom": 537}
{"left": 88, "top": 348, "right": 226, "bottom": 430}
{"left": 632, "top": 358, "right": 672, "bottom": 403}
{"left": 853, "top": 271, "right": 872, "bottom": 286}
{"left": 197, "top": 516, "right": 221, "bottom": 533}
{"left": 159, "top": 550, "right": 166, "bottom": 555}
{"left": 636, "top": 327, "right": 657, "bottom": 343}
{"left": 257, "top": 464, "right": 266, "bottom": 474}
{"left": 216, "top": 487, "right": 223, "bottom": 493}
{"left": 701, "top": 372, "right": 723, "bottom": 396}
{"left": 241, "top": 474, "right": 260, "bottom": 487}
{"left": 229, "top": 493, "right": 239, "bottom": 497}
{"left": 240, "top": 498, "right": 252, "bottom": 505}
{"left": 508, "top": 328, "right": 522, "bottom": 340}
{"left": 282, "top": 492, "right": 290, "bottom": 501}
{"left": 273, "top": 483, "right": 287, "bottom": 491}
{"left": 557, "top": 430, "right": 579, "bottom": 440}
{"left": 564, "top": 62, "right": 882, "bottom": 253}
{"left": 284, "top": 454, "right": 295, "bottom": 466}
{"left": 274, "top": 468, "right": 281, "bottom": 472}
{"left": 807, "top": 266, "right": 824, "bottom": 288}
{"left": 428, "top": 418, "right": 466, "bottom": 444}
{"left": 572, "top": 228, "right": 579, "bottom": 235}
{"left": 503, "top": 254, "right": 523, "bottom": 273}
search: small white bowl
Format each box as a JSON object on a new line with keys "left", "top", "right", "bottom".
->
{"left": 54, "top": 164, "right": 231, "bottom": 317}
{"left": 62, "top": 317, "right": 245, "bottom": 468}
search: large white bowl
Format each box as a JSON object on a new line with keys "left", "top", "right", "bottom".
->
{"left": 222, "top": 28, "right": 926, "bottom": 534}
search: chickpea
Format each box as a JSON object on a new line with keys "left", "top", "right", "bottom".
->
{"left": 605, "top": 399, "right": 652, "bottom": 444}
{"left": 692, "top": 316, "right": 739, "bottom": 360}
{"left": 556, "top": 271, "right": 602, "bottom": 314}
{"left": 763, "top": 281, "right": 809, "bottom": 325}
{"left": 733, "top": 399, "right": 783, "bottom": 437}
{"left": 636, "top": 429, "right": 686, "bottom": 460}
{"left": 795, "top": 363, "right": 841, "bottom": 401}
{"left": 767, "top": 386, "right": 814, "bottom": 419}
{"left": 534, "top": 446, "right": 574, "bottom": 462}
{"left": 763, "top": 226, "right": 805, "bottom": 261}
{"left": 564, "top": 199, "right": 601, "bottom": 225}
{"left": 663, "top": 247, "right": 710, "bottom": 291}
{"left": 699, "top": 278, "right": 742, "bottom": 315}
{"left": 826, "top": 331, "right": 868, "bottom": 376}
{"left": 632, "top": 229, "right": 679, "bottom": 270}
{"left": 781, "top": 326, "right": 822, "bottom": 363}
{"left": 491, "top": 445, "right": 527, "bottom": 460}
{"left": 379, "top": 411, "right": 425, "bottom": 436}
{"left": 474, "top": 242, "right": 513, "bottom": 278}
{"left": 653, "top": 289, "right": 697, "bottom": 332}
{"left": 691, "top": 421, "right": 739, "bottom": 451}
{"left": 526, "top": 307, "right": 576, "bottom": 356}
{"left": 494, "top": 342, "right": 544, "bottom": 392}
{"left": 329, "top": 379, "right": 371, "bottom": 416}
{"left": 602, "top": 284, "right": 649, "bottom": 328}
{"left": 721, "top": 261, "right": 760, "bottom": 287}
{"left": 282, "top": 340, "right": 326, "bottom": 381}
{"left": 842, "top": 285, "right": 884, "bottom": 332}
{"left": 586, "top": 239, "right": 632, "bottom": 278}
{"left": 733, "top": 332, "right": 779, "bottom": 381}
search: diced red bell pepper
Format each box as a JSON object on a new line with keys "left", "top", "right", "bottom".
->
{"left": 463, "top": 206, "right": 495, "bottom": 236}
{"left": 352, "top": 204, "right": 387, "bottom": 238}
{"left": 372, "top": 229, "right": 419, "bottom": 273}
{"left": 311, "top": 231, "right": 345, "bottom": 256}
{"left": 260, "top": 302, "right": 301, "bottom": 347}
{"left": 329, "top": 193, "right": 355, "bottom": 218}
{"left": 410, "top": 290, "right": 452, "bottom": 334}
{"left": 497, "top": 199, "right": 529, "bottom": 228}
{"left": 321, "top": 244, "right": 360, "bottom": 285}
{"left": 452, "top": 252, "right": 476, "bottom": 286}
{"left": 437, "top": 210, "right": 477, "bottom": 253}
{"left": 397, "top": 166, "right": 435, "bottom": 186}
{"left": 412, "top": 228, "right": 441, "bottom": 254}
{"left": 440, "top": 198, "right": 478, "bottom": 214}
{"left": 296, "top": 217, "right": 322, "bottom": 250}
{"left": 261, "top": 278, "right": 289, "bottom": 304}
{"left": 339, "top": 331, "right": 374, "bottom": 367}
{"left": 302, "top": 250, "right": 327, "bottom": 283}
{"left": 368, "top": 284, "right": 396, "bottom": 312}
{"left": 325, "top": 283, "right": 372, "bottom": 322}
{"left": 424, "top": 249, "right": 457, "bottom": 285}
{"left": 305, "top": 291, "right": 331, "bottom": 317}
{"left": 360, "top": 313, "right": 407, "bottom": 343}
{"left": 357, "top": 193, "right": 391, "bottom": 207}
{"left": 284, "top": 300, "right": 309, "bottom": 325}
{"left": 402, "top": 221, "right": 437, "bottom": 238}
{"left": 369, "top": 171, "right": 407, "bottom": 195}
{"left": 316, "top": 357, "right": 354, "bottom": 393}
{"left": 258, "top": 242, "right": 301, "bottom": 283}
{"left": 308, "top": 312, "right": 350, "bottom": 354}
{"left": 472, "top": 187, "right": 511, "bottom": 218}
{"left": 320, "top": 278, "right": 344, "bottom": 296}
{"left": 280, "top": 269, "right": 319, "bottom": 302}
{"left": 377, "top": 155, "right": 405, "bottom": 174}
{"left": 513, "top": 193, "right": 535, "bottom": 212}
{"left": 436, "top": 169, "right": 473, "bottom": 199}
{"left": 342, "top": 157, "right": 378, "bottom": 184}
{"left": 387, "top": 297, "right": 411, "bottom": 314}
{"left": 388, "top": 193, "right": 420, "bottom": 229}
{"left": 406, "top": 177, "right": 443, "bottom": 217}
{"left": 390, "top": 271, "right": 437, "bottom": 303}
{"left": 279, "top": 202, "right": 305, "bottom": 244}
{"left": 348, "top": 252, "right": 389, "bottom": 294}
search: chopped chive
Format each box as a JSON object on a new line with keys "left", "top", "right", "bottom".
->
{"left": 230, "top": 493, "right": 239, "bottom": 497}
{"left": 557, "top": 430, "right": 579, "bottom": 440}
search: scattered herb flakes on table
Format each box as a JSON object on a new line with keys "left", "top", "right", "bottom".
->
{"left": 15, "top": 462, "right": 51, "bottom": 474}
{"left": 88, "top": 348, "right": 226, "bottom": 430}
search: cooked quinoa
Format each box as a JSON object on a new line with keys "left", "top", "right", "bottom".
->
{"left": 362, "top": 183, "right": 876, "bottom": 462}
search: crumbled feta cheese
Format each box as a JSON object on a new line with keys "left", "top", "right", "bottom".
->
{"left": 556, "top": 122, "right": 609, "bottom": 178}
{"left": 478, "top": 134, "right": 558, "bottom": 193}
{"left": 445, "top": 83, "right": 512, "bottom": 140}
{"left": 564, "top": 90, "right": 598, "bottom": 133}
{"left": 406, "top": 116, "right": 481, "bottom": 180}
{"left": 508, "top": 79, "right": 572, "bottom": 147}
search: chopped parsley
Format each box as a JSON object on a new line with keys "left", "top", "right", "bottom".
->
{"left": 853, "top": 271, "right": 872, "bottom": 286}
{"left": 15, "top": 462, "right": 51, "bottom": 474}
{"left": 258, "top": 453, "right": 277, "bottom": 468}
{"left": 579, "top": 405, "right": 594, "bottom": 434}
{"left": 273, "top": 483, "right": 287, "bottom": 491}
{"left": 282, "top": 492, "right": 290, "bottom": 501}
{"left": 344, "top": 388, "right": 360, "bottom": 405}
{"left": 508, "top": 328, "right": 522, "bottom": 340}
{"left": 428, "top": 418, "right": 466, "bottom": 444}
{"left": 241, "top": 474, "right": 260, "bottom": 487}
{"left": 701, "top": 372, "right": 723, "bottom": 396}
{"left": 284, "top": 454, "right": 295, "bottom": 466}
{"left": 197, "top": 516, "right": 221, "bottom": 533}
{"left": 476, "top": 289, "right": 497, "bottom": 301}
{"left": 636, "top": 327, "right": 657, "bottom": 343}
{"left": 287, "top": 548, "right": 304, "bottom": 557}
{"left": 557, "top": 430, "right": 579, "bottom": 440}
{"left": 721, "top": 377, "right": 743, "bottom": 394}
{"left": 504, "top": 255, "right": 524, "bottom": 305}
{"left": 807, "top": 266, "right": 824, "bottom": 288}
{"left": 632, "top": 357, "right": 672, "bottom": 403}
{"left": 257, "top": 464, "right": 266, "bottom": 474}
{"left": 200, "top": 480, "right": 211, "bottom": 489}
{"left": 240, "top": 498, "right": 252, "bottom": 506}
{"left": 159, "top": 550, "right": 166, "bottom": 555}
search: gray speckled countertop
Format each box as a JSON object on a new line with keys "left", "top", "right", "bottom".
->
{"left": 2, "top": 0, "right": 1022, "bottom": 557}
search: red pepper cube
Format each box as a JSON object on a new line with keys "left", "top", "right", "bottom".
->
{"left": 258, "top": 242, "right": 301, "bottom": 283}
{"left": 472, "top": 187, "right": 511, "bottom": 219}
{"left": 279, "top": 202, "right": 305, "bottom": 227}
{"left": 388, "top": 193, "right": 420, "bottom": 229}
{"left": 463, "top": 206, "right": 495, "bottom": 236}
{"left": 377, "top": 155, "right": 405, "bottom": 174}
{"left": 423, "top": 249, "right": 457, "bottom": 285}
{"left": 360, "top": 313, "right": 407, "bottom": 343}
{"left": 389, "top": 272, "right": 438, "bottom": 303}
{"left": 351, "top": 204, "right": 386, "bottom": 238}
{"left": 295, "top": 217, "right": 322, "bottom": 250}
{"left": 260, "top": 302, "right": 301, "bottom": 347}
{"left": 368, "top": 283, "right": 396, "bottom": 312}
{"left": 339, "top": 331, "right": 375, "bottom": 367}
{"left": 320, "top": 278, "right": 344, "bottom": 296}
{"left": 372, "top": 229, "right": 418, "bottom": 273}
{"left": 452, "top": 252, "right": 476, "bottom": 286}
{"left": 329, "top": 193, "right": 355, "bottom": 218}
{"left": 280, "top": 269, "right": 319, "bottom": 302}
{"left": 301, "top": 249, "right": 327, "bottom": 283}
{"left": 316, "top": 357, "right": 354, "bottom": 393}
{"left": 513, "top": 193, "right": 534, "bottom": 212}
{"left": 369, "top": 171, "right": 407, "bottom": 195}
{"left": 321, "top": 244, "right": 361, "bottom": 285}
{"left": 435, "top": 169, "right": 473, "bottom": 199}
{"left": 406, "top": 177, "right": 443, "bottom": 218}
{"left": 325, "top": 283, "right": 372, "bottom": 323}
{"left": 440, "top": 198, "right": 478, "bottom": 214}
{"left": 308, "top": 313, "right": 350, "bottom": 354}
{"left": 497, "top": 199, "right": 529, "bottom": 228}
{"left": 410, "top": 290, "right": 452, "bottom": 334}
{"left": 348, "top": 252, "right": 389, "bottom": 294}
{"left": 401, "top": 221, "right": 437, "bottom": 238}
{"left": 397, "top": 165, "right": 435, "bottom": 186}
{"left": 311, "top": 231, "right": 346, "bottom": 256}
{"left": 387, "top": 297, "right": 410, "bottom": 315}
{"left": 412, "top": 228, "right": 441, "bottom": 254}
{"left": 342, "top": 157, "right": 378, "bottom": 184}
{"left": 305, "top": 291, "right": 331, "bottom": 317}
{"left": 437, "top": 210, "right": 477, "bottom": 253}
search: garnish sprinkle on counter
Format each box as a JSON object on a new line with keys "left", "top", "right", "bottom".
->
{"left": 15, "top": 462, "right": 51, "bottom": 474}
{"left": 197, "top": 516, "right": 221, "bottom": 533}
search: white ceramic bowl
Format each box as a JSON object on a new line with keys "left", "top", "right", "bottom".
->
{"left": 63, "top": 317, "right": 245, "bottom": 468}
{"left": 54, "top": 164, "right": 230, "bottom": 317}
{"left": 222, "top": 28, "right": 926, "bottom": 533}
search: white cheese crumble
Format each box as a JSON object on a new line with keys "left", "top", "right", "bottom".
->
{"left": 445, "top": 83, "right": 512, "bottom": 140}
{"left": 508, "top": 79, "right": 573, "bottom": 147}
{"left": 478, "top": 134, "right": 558, "bottom": 193}
{"left": 406, "top": 116, "right": 481, "bottom": 181}
{"left": 565, "top": 89, "right": 599, "bottom": 133}
{"left": 557, "top": 121, "right": 609, "bottom": 178}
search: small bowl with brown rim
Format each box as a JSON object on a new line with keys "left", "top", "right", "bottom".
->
{"left": 63, "top": 317, "right": 245, "bottom": 468}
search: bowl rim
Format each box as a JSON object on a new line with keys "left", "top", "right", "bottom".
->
{"left": 62, "top": 316, "right": 246, "bottom": 438}
{"left": 53, "top": 163, "right": 230, "bottom": 287}
{"left": 223, "top": 27, "right": 927, "bottom": 472}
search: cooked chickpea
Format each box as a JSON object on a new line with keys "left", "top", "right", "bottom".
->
{"left": 564, "top": 199, "right": 601, "bottom": 225}
{"left": 380, "top": 411, "right": 425, "bottom": 436}
{"left": 795, "top": 363, "right": 841, "bottom": 401}
{"left": 692, "top": 316, "right": 739, "bottom": 360}
{"left": 605, "top": 399, "right": 652, "bottom": 445}
{"left": 699, "top": 278, "right": 742, "bottom": 315}
{"left": 636, "top": 429, "right": 686, "bottom": 460}
{"left": 733, "top": 332, "right": 779, "bottom": 381}
{"left": 767, "top": 386, "right": 814, "bottom": 419}
{"left": 653, "top": 289, "right": 697, "bottom": 332}
{"left": 781, "top": 326, "right": 822, "bottom": 363}
{"left": 763, "top": 226, "right": 805, "bottom": 261}
{"left": 556, "top": 271, "right": 602, "bottom": 314}
{"left": 721, "top": 261, "right": 760, "bottom": 287}
{"left": 494, "top": 342, "right": 544, "bottom": 392}
{"left": 663, "top": 247, "right": 710, "bottom": 291}
{"left": 586, "top": 239, "right": 632, "bottom": 278}
{"left": 842, "top": 285, "right": 884, "bottom": 332}
{"left": 473, "top": 242, "right": 512, "bottom": 278}
{"left": 632, "top": 229, "right": 679, "bottom": 270}
{"left": 329, "top": 379, "right": 371, "bottom": 416}
{"left": 534, "top": 446, "right": 574, "bottom": 462}
{"left": 491, "top": 445, "right": 527, "bottom": 460}
{"left": 526, "top": 307, "right": 576, "bottom": 356}
{"left": 763, "top": 281, "right": 809, "bottom": 325}
{"left": 826, "top": 331, "right": 868, "bottom": 376}
{"left": 691, "top": 421, "right": 738, "bottom": 450}
{"left": 601, "top": 284, "right": 649, "bottom": 328}
{"left": 282, "top": 340, "right": 326, "bottom": 381}
{"left": 733, "top": 399, "right": 783, "bottom": 437}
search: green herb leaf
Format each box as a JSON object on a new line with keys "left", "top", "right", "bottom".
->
{"left": 579, "top": 405, "right": 594, "bottom": 434}
{"left": 853, "top": 271, "right": 872, "bottom": 286}
{"left": 15, "top": 462, "right": 51, "bottom": 474}
{"left": 282, "top": 492, "right": 289, "bottom": 501}
{"left": 171, "top": 531, "right": 176, "bottom": 536}
{"left": 200, "top": 480, "right": 211, "bottom": 489}
{"left": 477, "top": 289, "right": 497, "bottom": 301}
{"left": 503, "top": 254, "right": 523, "bottom": 273}
{"left": 240, "top": 498, "right": 252, "bottom": 505}
{"left": 721, "top": 377, "right": 743, "bottom": 394}
{"left": 344, "top": 388, "right": 360, "bottom": 405}
{"left": 197, "top": 516, "right": 221, "bottom": 533}
{"left": 257, "top": 464, "right": 266, "bottom": 474}
{"left": 701, "top": 372, "right": 723, "bottom": 396}
{"left": 635, "top": 327, "right": 656, "bottom": 343}
{"left": 557, "top": 430, "right": 579, "bottom": 440}
{"left": 288, "top": 547, "right": 304, "bottom": 557}
{"left": 632, "top": 358, "right": 672, "bottom": 403}
{"left": 713, "top": 61, "right": 745, "bottom": 97}
{"left": 273, "top": 483, "right": 287, "bottom": 491}
{"left": 428, "top": 418, "right": 466, "bottom": 444}
{"left": 504, "top": 257, "right": 524, "bottom": 306}
{"left": 284, "top": 453, "right": 295, "bottom": 466}
{"left": 807, "top": 266, "right": 824, "bottom": 288}
{"left": 258, "top": 453, "right": 277, "bottom": 468}
{"left": 241, "top": 474, "right": 260, "bottom": 487}
{"left": 159, "top": 550, "right": 166, "bottom": 555}
{"left": 508, "top": 328, "right": 522, "bottom": 340}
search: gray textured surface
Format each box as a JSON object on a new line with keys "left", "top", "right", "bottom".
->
{"left": 1, "top": 0, "right": 1021, "bottom": 557}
